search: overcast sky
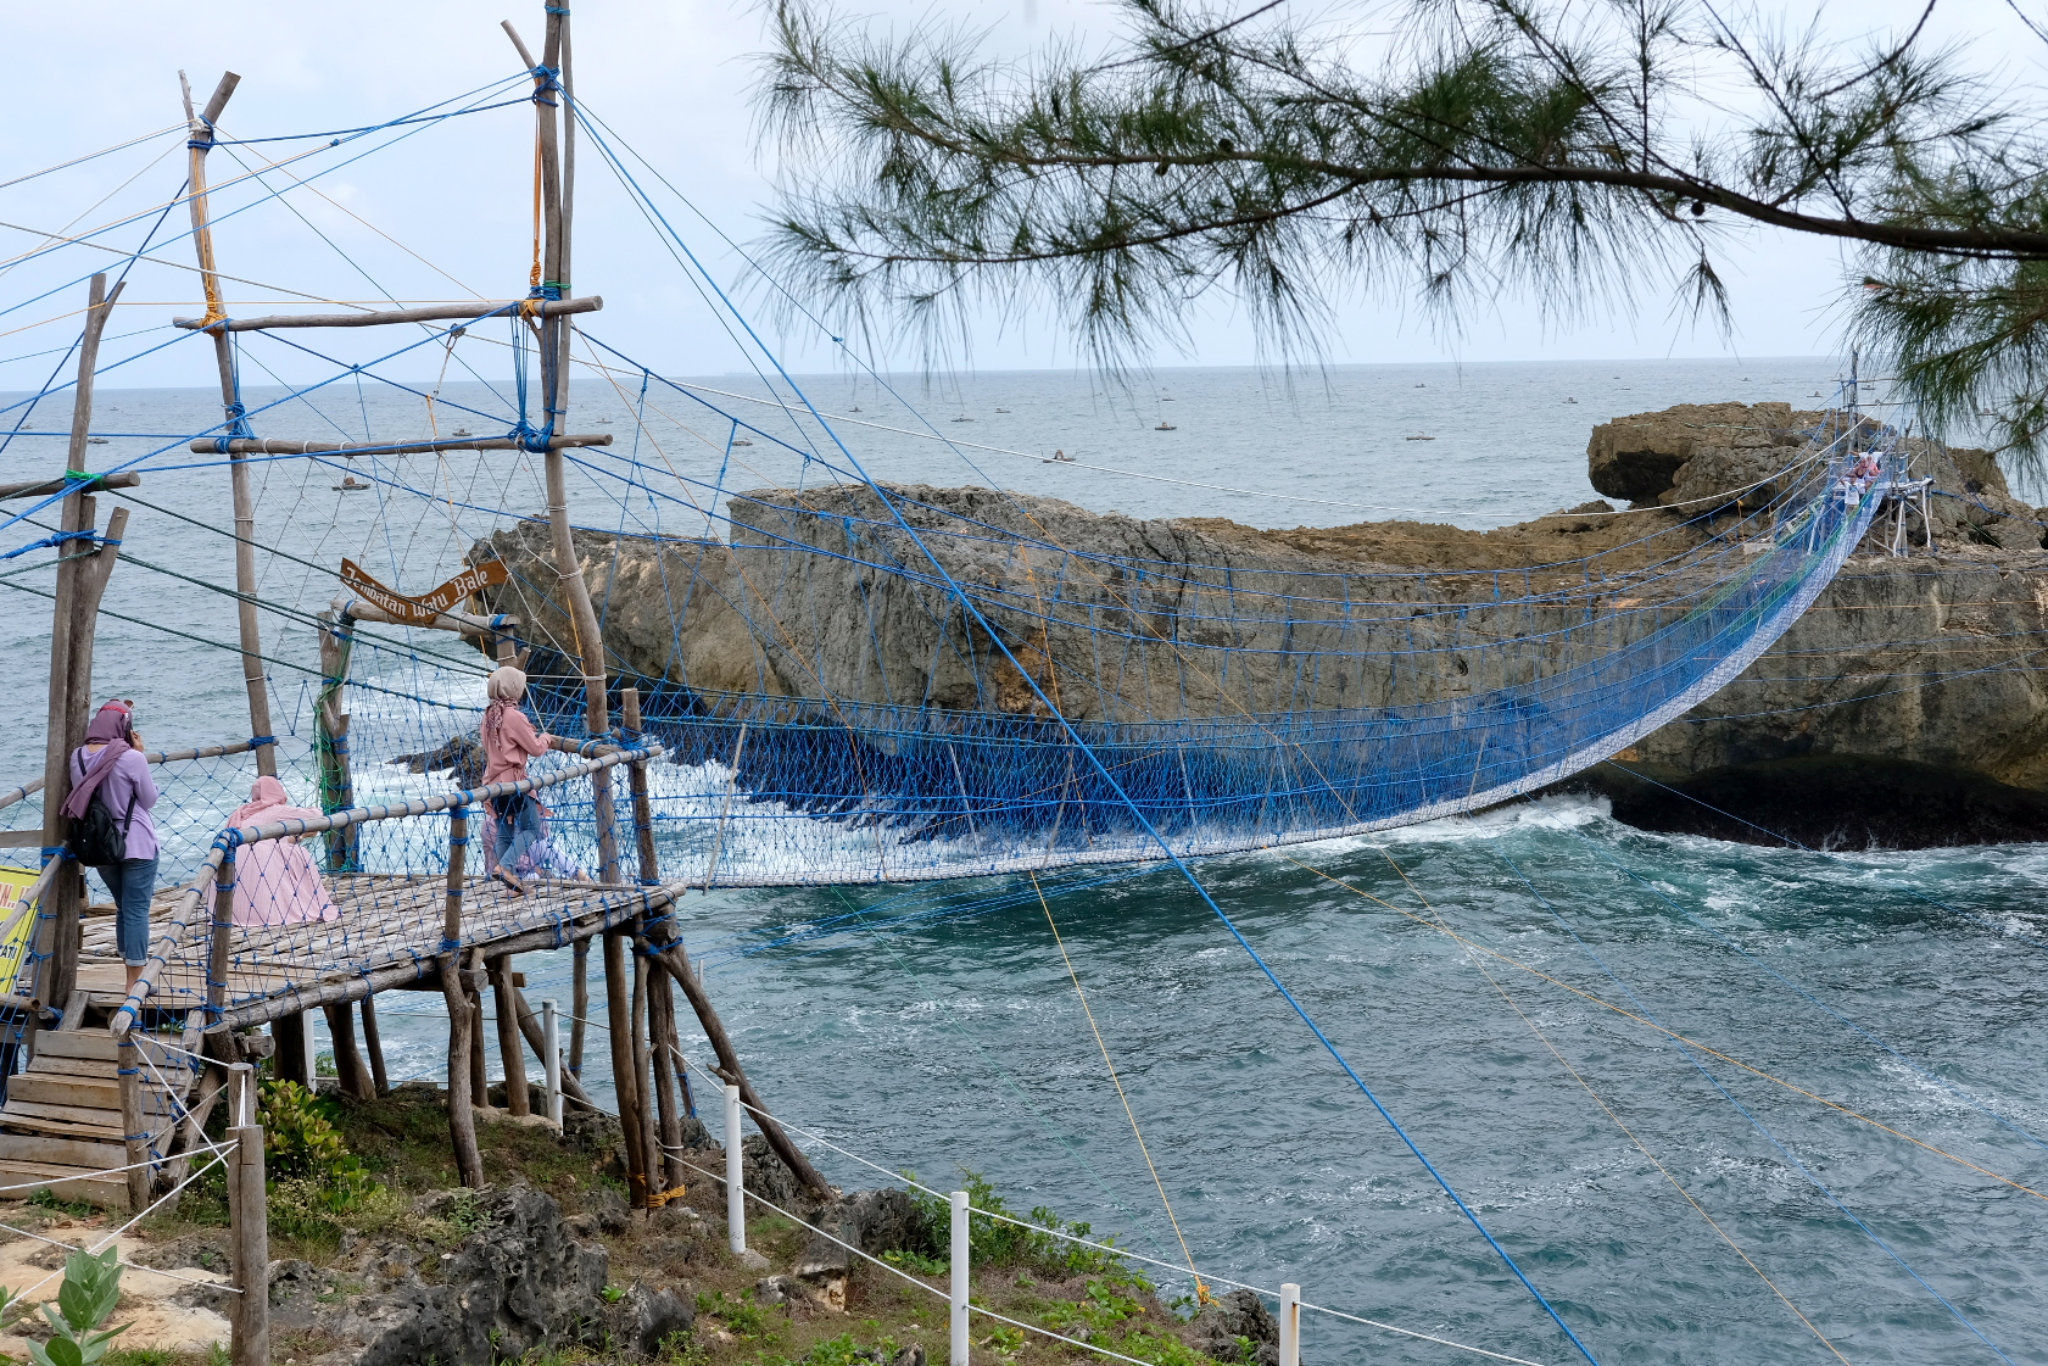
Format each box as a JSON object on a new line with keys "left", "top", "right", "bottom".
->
{"left": 3, "top": 0, "right": 2041, "bottom": 389}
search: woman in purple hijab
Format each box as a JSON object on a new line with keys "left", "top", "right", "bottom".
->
{"left": 63, "top": 700, "right": 158, "bottom": 992}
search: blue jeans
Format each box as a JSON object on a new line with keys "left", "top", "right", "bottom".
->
{"left": 492, "top": 798, "right": 542, "bottom": 874}
{"left": 91, "top": 856, "right": 157, "bottom": 967}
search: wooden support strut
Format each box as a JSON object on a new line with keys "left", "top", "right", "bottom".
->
{"left": 360, "top": 995, "right": 390, "bottom": 1096}
{"left": 181, "top": 68, "right": 275, "bottom": 780}
{"left": 0, "top": 471, "right": 140, "bottom": 501}
{"left": 490, "top": 955, "right": 530, "bottom": 1117}
{"left": 647, "top": 942, "right": 831, "bottom": 1200}
{"left": 172, "top": 295, "right": 601, "bottom": 331}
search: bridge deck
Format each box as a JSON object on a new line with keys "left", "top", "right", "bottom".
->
{"left": 77, "top": 873, "right": 674, "bottom": 1022}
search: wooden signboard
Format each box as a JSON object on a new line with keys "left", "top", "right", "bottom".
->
{"left": 340, "top": 558, "right": 508, "bottom": 626}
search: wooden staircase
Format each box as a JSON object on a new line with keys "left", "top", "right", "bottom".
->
{"left": 0, "top": 1016, "right": 203, "bottom": 1209}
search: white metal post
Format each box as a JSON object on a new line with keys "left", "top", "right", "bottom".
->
{"left": 1279, "top": 1283, "right": 1300, "bottom": 1366}
{"left": 950, "top": 1189, "right": 970, "bottom": 1365}
{"left": 724, "top": 1083, "right": 745, "bottom": 1254}
{"left": 541, "top": 998, "right": 562, "bottom": 1127}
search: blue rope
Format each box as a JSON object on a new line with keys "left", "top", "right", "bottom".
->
{"left": 571, "top": 107, "right": 1604, "bottom": 1363}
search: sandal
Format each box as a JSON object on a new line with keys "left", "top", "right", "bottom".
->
{"left": 492, "top": 866, "right": 528, "bottom": 898}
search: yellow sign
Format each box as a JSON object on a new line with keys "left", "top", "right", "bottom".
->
{"left": 340, "top": 557, "right": 508, "bottom": 626}
{"left": 0, "top": 866, "right": 43, "bottom": 998}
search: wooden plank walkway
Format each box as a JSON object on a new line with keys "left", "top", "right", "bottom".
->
{"left": 80, "top": 872, "right": 676, "bottom": 1026}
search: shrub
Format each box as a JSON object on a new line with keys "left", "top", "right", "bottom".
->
{"left": 903, "top": 1170, "right": 1135, "bottom": 1280}
{"left": 259, "top": 1081, "right": 375, "bottom": 1202}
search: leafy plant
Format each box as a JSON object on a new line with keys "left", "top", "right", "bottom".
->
{"left": 904, "top": 1170, "right": 1135, "bottom": 1280}
{"left": 259, "top": 1081, "right": 376, "bottom": 1203}
{"left": 23, "top": 1246, "right": 128, "bottom": 1366}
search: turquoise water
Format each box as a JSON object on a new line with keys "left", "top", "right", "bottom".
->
{"left": 0, "top": 359, "right": 2041, "bottom": 1361}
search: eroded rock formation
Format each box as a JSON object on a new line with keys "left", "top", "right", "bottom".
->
{"left": 477, "top": 403, "right": 2048, "bottom": 844}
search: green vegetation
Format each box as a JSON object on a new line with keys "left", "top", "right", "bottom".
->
{"left": 763, "top": 0, "right": 2048, "bottom": 463}
{"left": 903, "top": 1170, "right": 1135, "bottom": 1281}
{"left": 0, "top": 1245, "right": 129, "bottom": 1366}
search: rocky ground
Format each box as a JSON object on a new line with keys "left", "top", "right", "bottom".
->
{"left": 0, "top": 1084, "right": 1265, "bottom": 1366}
{"left": 477, "top": 401, "right": 2048, "bottom": 846}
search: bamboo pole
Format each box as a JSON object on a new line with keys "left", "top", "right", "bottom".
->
{"left": 440, "top": 808, "right": 483, "bottom": 1185}
{"left": 270, "top": 1010, "right": 309, "bottom": 1088}
{"left": 647, "top": 942, "right": 831, "bottom": 1200}
{"left": 0, "top": 471, "right": 140, "bottom": 501}
{"left": 508, "top": 978, "right": 596, "bottom": 1111}
{"left": 173, "top": 296, "right": 601, "bottom": 331}
{"left": 468, "top": 987, "right": 488, "bottom": 1107}
{"left": 206, "top": 847, "right": 237, "bottom": 1026}
{"left": 489, "top": 955, "right": 530, "bottom": 1117}
{"left": 196, "top": 432, "right": 611, "bottom": 457}
{"left": 621, "top": 688, "right": 659, "bottom": 882}
{"left": 569, "top": 938, "right": 589, "bottom": 1077}
{"left": 36, "top": 272, "right": 125, "bottom": 1015}
{"left": 180, "top": 69, "right": 275, "bottom": 780}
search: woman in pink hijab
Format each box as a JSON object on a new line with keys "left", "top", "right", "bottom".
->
{"left": 219, "top": 776, "right": 340, "bottom": 928}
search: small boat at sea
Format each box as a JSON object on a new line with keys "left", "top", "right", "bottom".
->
{"left": 452, "top": 426, "right": 472, "bottom": 437}
{"left": 1565, "top": 396, "right": 1578, "bottom": 404}
{"left": 1405, "top": 434, "right": 1435, "bottom": 442}
{"left": 952, "top": 415, "right": 973, "bottom": 423}
{"left": 995, "top": 407, "right": 1010, "bottom": 414}
{"left": 1155, "top": 421, "right": 1176, "bottom": 431}
{"left": 1044, "top": 449, "right": 1077, "bottom": 464}
{"left": 732, "top": 438, "right": 753, "bottom": 447}
{"left": 334, "top": 475, "right": 370, "bottom": 492}
{"left": 87, "top": 436, "right": 109, "bottom": 445}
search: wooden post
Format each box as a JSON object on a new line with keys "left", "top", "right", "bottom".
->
{"left": 569, "top": 938, "right": 589, "bottom": 1077}
{"left": 270, "top": 1009, "right": 309, "bottom": 1088}
{"left": 489, "top": 955, "right": 530, "bottom": 1117}
{"left": 207, "top": 846, "right": 237, "bottom": 1026}
{"left": 116, "top": 1024, "right": 151, "bottom": 1211}
{"left": 321, "top": 1001, "right": 372, "bottom": 1102}
{"left": 360, "top": 995, "right": 389, "bottom": 1096}
{"left": 36, "top": 272, "right": 126, "bottom": 1015}
{"left": 621, "top": 687, "right": 659, "bottom": 883}
{"left": 467, "top": 968, "right": 488, "bottom": 1106}
{"left": 440, "top": 807, "right": 482, "bottom": 1185}
{"left": 647, "top": 965, "right": 686, "bottom": 1196}
{"left": 508, "top": 978, "right": 598, "bottom": 1113}
{"left": 631, "top": 948, "right": 658, "bottom": 1195}
{"left": 649, "top": 942, "right": 831, "bottom": 1200}
{"left": 603, "top": 930, "right": 648, "bottom": 1207}
{"left": 229, "top": 1121, "right": 269, "bottom": 1366}
{"left": 180, "top": 69, "right": 276, "bottom": 779}
{"left": 314, "top": 610, "right": 358, "bottom": 870}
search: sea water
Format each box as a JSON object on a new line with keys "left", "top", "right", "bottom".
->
{"left": 1, "top": 358, "right": 2041, "bottom": 1363}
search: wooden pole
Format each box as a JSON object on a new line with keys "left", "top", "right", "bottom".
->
{"left": 508, "top": 979, "right": 597, "bottom": 1112}
{"left": 359, "top": 995, "right": 389, "bottom": 1096}
{"left": 603, "top": 930, "right": 649, "bottom": 1208}
{"left": 36, "top": 272, "right": 125, "bottom": 1015}
{"left": 467, "top": 972, "right": 488, "bottom": 1107}
{"left": 207, "top": 846, "right": 237, "bottom": 1027}
{"left": 569, "top": 938, "right": 589, "bottom": 1077}
{"left": 648, "top": 942, "right": 830, "bottom": 1200}
{"left": 321, "top": 1001, "right": 372, "bottom": 1102}
{"left": 180, "top": 69, "right": 275, "bottom": 779}
{"left": 229, "top": 1122, "right": 269, "bottom": 1366}
{"left": 314, "top": 611, "right": 358, "bottom": 871}
{"left": 631, "top": 949, "right": 658, "bottom": 1197}
{"left": 621, "top": 687, "right": 659, "bottom": 883}
{"left": 116, "top": 1024, "right": 151, "bottom": 1211}
{"left": 440, "top": 807, "right": 482, "bottom": 1185}
{"left": 270, "top": 1010, "right": 310, "bottom": 1089}
{"left": 489, "top": 955, "right": 530, "bottom": 1117}
{"left": 647, "top": 965, "right": 687, "bottom": 1195}
{"left": 173, "top": 295, "right": 602, "bottom": 331}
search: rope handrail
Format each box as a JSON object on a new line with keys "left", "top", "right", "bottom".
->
{"left": 0, "top": 735, "right": 276, "bottom": 812}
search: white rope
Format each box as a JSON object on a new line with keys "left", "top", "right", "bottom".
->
{"left": 0, "top": 1219, "right": 235, "bottom": 1294}
{"left": 706, "top": 1077, "right": 1544, "bottom": 1364}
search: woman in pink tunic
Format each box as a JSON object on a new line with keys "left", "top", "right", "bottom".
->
{"left": 222, "top": 776, "right": 341, "bottom": 927}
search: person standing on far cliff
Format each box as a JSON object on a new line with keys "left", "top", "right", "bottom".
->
{"left": 62, "top": 700, "right": 157, "bottom": 994}
{"left": 482, "top": 666, "right": 551, "bottom": 897}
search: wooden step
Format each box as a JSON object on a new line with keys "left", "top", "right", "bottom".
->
{"left": 0, "top": 1159, "right": 128, "bottom": 1209}
{"left": 0, "top": 1111, "right": 124, "bottom": 1143}
{"left": 0, "top": 1099, "right": 124, "bottom": 1131}
{"left": 25, "top": 1054, "right": 121, "bottom": 1081}
{"left": 0, "top": 1132, "right": 126, "bottom": 1173}
{"left": 9, "top": 1073, "right": 123, "bottom": 1110}
{"left": 33, "top": 1030, "right": 191, "bottom": 1070}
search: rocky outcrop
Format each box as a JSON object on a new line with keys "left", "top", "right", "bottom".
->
{"left": 267, "top": 1187, "right": 689, "bottom": 1366}
{"left": 478, "top": 402, "right": 2048, "bottom": 845}
{"left": 1187, "top": 1288, "right": 1284, "bottom": 1366}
